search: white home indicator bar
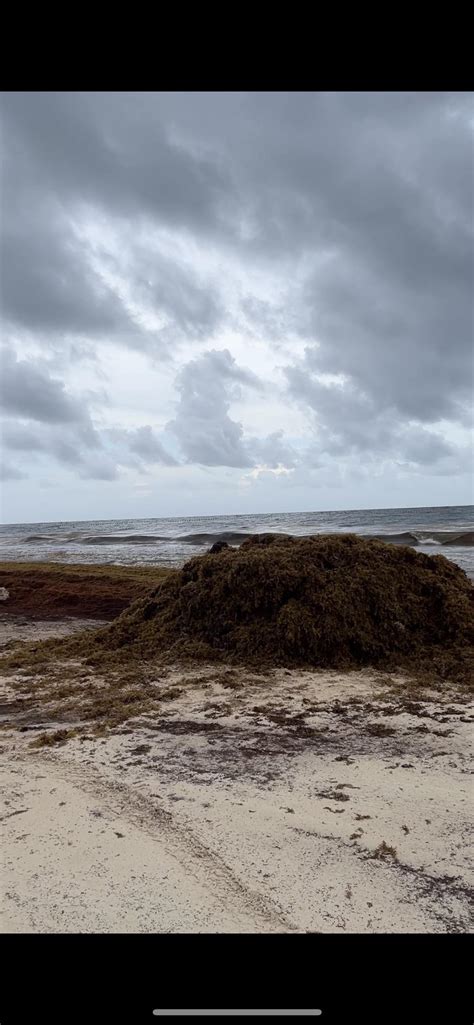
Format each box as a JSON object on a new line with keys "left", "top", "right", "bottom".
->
{"left": 152, "top": 1013, "right": 322, "bottom": 1017}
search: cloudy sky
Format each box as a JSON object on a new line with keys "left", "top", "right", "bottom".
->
{"left": 1, "top": 91, "right": 473, "bottom": 524}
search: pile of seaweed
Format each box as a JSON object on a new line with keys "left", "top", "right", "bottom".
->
{"left": 81, "top": 534, "right": 473, "bottom": 682}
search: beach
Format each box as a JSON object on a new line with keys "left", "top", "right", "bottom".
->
{"left": 2, "top": 85, "right": 473, "bottom": 982}
{"left": 1, "top": 557, "right": 473, "bottom": 933}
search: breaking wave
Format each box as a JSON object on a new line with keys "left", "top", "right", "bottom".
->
{"left": 367, "top": 531, "right": 474, "bottom": 547}
{"left": 18, "top": 528, "right": 474, "bottom": 549}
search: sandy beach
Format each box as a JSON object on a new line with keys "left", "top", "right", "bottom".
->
{"left": 1, "top": 613, "right": 472, "bottom": 934}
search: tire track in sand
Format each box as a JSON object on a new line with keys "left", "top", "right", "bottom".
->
{"left": 19, "top": 751, "right": 300, "bottom": 933}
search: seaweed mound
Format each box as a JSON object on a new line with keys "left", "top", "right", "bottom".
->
{"left": 90, "top": 534, "right": 474, "bottom": 678}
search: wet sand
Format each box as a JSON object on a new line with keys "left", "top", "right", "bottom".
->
{"left": 1, "top": 616, "right": 473, "bottom": 933}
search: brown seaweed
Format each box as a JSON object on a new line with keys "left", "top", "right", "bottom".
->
{"left": 82, "top": 534, "right": 473, "bottom": 683}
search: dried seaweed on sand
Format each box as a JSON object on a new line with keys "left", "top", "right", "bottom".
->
{"left": 78, "top": 534, "right": 474, "bottom": 684}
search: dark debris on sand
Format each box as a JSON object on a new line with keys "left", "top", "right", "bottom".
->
{"left": 0, "top": 561, "right": 172, "bottom": 620}
{"left": 78, "top": 534, "right": 474, "bottom": 685}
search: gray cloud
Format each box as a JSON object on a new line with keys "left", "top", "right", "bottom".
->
{"left": 285, "top": 365, "right": 460, "bottom": 470}
{"left": 106, "top": 426, "right": 177, "bottom": 467}
{"left": 221, "top": 92, "right": 473, "bottom": 442}
{"left": 145, "top": 271, "right": 222, "bottom": 343}
{"left": 249, "top": 431, "right": 299, "bottom": 468}
{"left": 0, "top": 349, "right": 94, "bottom": 427}
{"left": 104, "top": 242, "right": 225, "bottom": 346}
{"left": 296, "top": 248, "right": 472, "bottom": 426}
{"left": 0, "top": 92, "right": 233, "bottom": 353}
{"left": 1, "top": 92, "right": 472, "bottom": 499}
{"left": 0, "top": 95, "right": 287, "bottom": 356}
{"left": 2, "top": 422, "right": 46, "bottom": 453}
{"left": 1, "top": 410, "right": 176, "bottom": 483}
{"left": 1, "top": 418, "right": 98, "bottom": 473}
{"left": 167, "top": 350, "right": 298, "bottom": 470}
{"left": 398, "top": 426, "right": 455, "bottom": 466}
{"left": 0, "top": 92, "right": 232, "bottom": 234}
{"left": 1, "top": 215, "right": 131, "bottom": 337}
{"left": 0, "top": 461, "right": 27, "bottom": 481}
{"left": 183, "top": 94, "right": 471, "bottom": 453}
{"left": 78, "top": 458, "right": 119, "bottom": 481}
{"left": 128, "top": 426, "right": 177, "bottom": 466}
{"left": 168, "top": 349, "right": 259, "bottom": 467}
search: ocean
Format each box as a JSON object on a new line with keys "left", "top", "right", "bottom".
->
{"left": 1, "top": 505, "right": 473, "bottom": 579}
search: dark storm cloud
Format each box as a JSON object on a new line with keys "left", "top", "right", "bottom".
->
{"left": 0, "top": 348, "right": 94, "bottom": 426}
{"left": 1, "top": 215, "right": 131, "bottom": 336}
{"left": 0, "top": 92, "right": 232, "bottom": 233}
{"left": 0, "top": 91, "right": 231, "bottom": 351}
{"left": 113, "top": 244, "right": 224, "bottom": 344}
{"left": 221, "top": 92, "right": 473, "bottom": 438}
{"left": 0, "top": 352, "right": 122, "bottom": 477}
{"left": 295, "top": 245, "right": 472, "bottom": 426}
{"left": 398, "top": 426, "right": 457, "bottom": 467}
{"left": 238, "top": 294, "right": 300, "bottom": 345}
{"left": 1, "top": 91, "right": 472, "bottom": 483}
{"left": 285, "top": 365, "right": 459, "bottom": 470}
{"left": 155, "top": 92, "right": 473, "bottom": 441}
{"left": 1, "top": 198, "right": 223, "bottom": 353}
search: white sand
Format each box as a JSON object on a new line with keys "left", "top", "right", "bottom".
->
{"left": 1, "top": 618, "right": 473, "bottom": 933}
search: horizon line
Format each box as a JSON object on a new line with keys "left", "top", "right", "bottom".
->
{"left": 1, "top": 502, "right": 473, "bottom": 528}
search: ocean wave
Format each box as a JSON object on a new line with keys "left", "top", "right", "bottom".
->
{"left": 176, "top": 531, "right": 256, "bottom": 545}
{"left": 24, "top": 534, "right": 56, "bottom": 543}
{"left": 367, "top": 530, "right": 474, "bottom": 548}
{"left": 76, "top": 531, "right": 256, "bottom": 546}
{"left": 79, "top": 534, "right": 168, "bottom": 545}
{"left": 441, "top": 531, "right": 474, "bottom": 546}
{"left": 18, "top": 527, "right": 474, "bottom": 549}
{"left": 22, "top": 530, "right": 255, "bottom": 547}
{"left": 367, "top": 532, "right": 419, "bottom": 545}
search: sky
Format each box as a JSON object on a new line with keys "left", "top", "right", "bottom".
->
{"left": 1, "top": 91, "right": 473, "bottom": 524}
